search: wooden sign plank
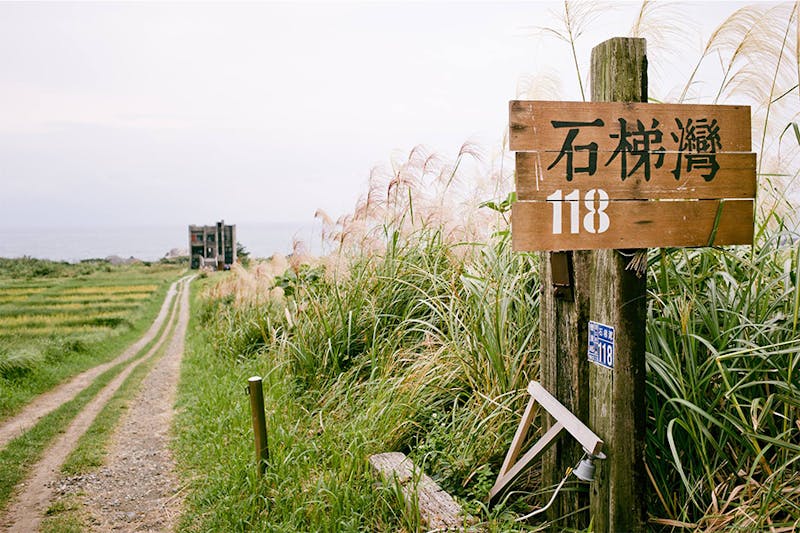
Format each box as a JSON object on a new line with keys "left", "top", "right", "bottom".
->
{"left": 511, "top": 198, "right": 753, "bottom": 251}
{"left": 509, "top": 101, "right": 751, "bottom": 152}
{"left": 516, "top": 151, "right": 756, "bottom": 201}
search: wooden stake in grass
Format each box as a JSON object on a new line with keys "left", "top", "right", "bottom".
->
{"left": 247, "top": 376, "right": 269, "bottom": 476}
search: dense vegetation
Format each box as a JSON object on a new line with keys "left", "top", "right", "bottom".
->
{"left": 180, "top": 225, "right": 799, "bottom": 531}
{"left": 177, "top": 3, "right": 799, "bottom": 531}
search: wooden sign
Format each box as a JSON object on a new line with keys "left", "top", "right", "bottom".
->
{"left": 509, "top": 101, "right": 756, "bottom": 251}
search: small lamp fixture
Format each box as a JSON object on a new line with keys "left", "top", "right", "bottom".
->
{"left": 573, "top": 451, "right": 607, "bottom": 482}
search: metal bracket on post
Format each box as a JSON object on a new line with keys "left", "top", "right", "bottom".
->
{"left": 551, "top": 251, "right": 574, "bottom": 301}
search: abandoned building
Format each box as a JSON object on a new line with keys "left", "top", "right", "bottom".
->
{"left": 189, "top": 221, "right": 237, "bottom": 269}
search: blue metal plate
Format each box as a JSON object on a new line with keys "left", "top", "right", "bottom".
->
{"left": 588, "top": 320, "right": 614, "bottom": 369}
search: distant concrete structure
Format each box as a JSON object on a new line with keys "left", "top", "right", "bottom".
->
{"left": 189, "top": 221, "right": 236, "bottom": 270}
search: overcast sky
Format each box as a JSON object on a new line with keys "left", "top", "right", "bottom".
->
{"left": 0, "top": 1, "right": 749, "bottom": 230}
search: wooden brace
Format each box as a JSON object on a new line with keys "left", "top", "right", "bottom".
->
{"left": 488, "top": 381, "right": 604, "bottom": 504}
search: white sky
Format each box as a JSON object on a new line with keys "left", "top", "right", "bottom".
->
{"left": 0, "top": 1, "right": 750, "bottom": 229}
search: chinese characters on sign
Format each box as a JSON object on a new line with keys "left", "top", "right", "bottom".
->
{"left": 508, "top": 101, "right": 756, "bottom": 251}
{"left": 548, "top": 117, "right": 722, "bottom": 183}
{"left": 671, "top": 118, "right": 722, "bottom": 181}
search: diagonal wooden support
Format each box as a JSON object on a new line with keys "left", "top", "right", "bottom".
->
{"left": 498, "top": 393, "right": 539, "bottom": 478}
{"left": 528, "top": 381, "right": 603, "bottom": 455}
{"left": 488, "top": 381, "right": 604, "bottom": 504}
{"left": 489, "top": 422, "right": 563, "bottom": 503}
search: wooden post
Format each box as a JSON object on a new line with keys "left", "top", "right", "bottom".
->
{"left": 248, "top": 376, "right": 269, "bottom": 476}
{"left": 509, "top": 36, "right": 752, "bottom": 532}
{"left": 540, "top": 251, "right": 590, "bottom": 526}
{"left": 589, "top": 37, "right": 648, "bottom": 533}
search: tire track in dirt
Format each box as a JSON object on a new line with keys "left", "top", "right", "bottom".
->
{"left": 0, "top": 275, "right": 194, "bottom": 532}
{"left": 74, "top": 271, "right": 194, "bottom": 531}
{"left": 0, "top": 276, "right": 186, "bottom": 450}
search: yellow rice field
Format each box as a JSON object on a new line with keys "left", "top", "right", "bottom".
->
{"left": 0, "top": 310, "right": 128, "bottom": 329}
{"left": 0, "top": 271, "right": 173, "bottom": 342}
{"left": 55, "top": 285, "right": 158, "bottom": 295}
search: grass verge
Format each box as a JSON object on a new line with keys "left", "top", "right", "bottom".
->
{"left": 175, "top": 276, "right": 406, "bottom": 532}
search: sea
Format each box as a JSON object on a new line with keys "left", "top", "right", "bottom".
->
{"left": 0, "top": 222, "right": 324, "bottom": 263}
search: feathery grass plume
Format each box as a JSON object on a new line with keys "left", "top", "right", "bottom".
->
{"left": 674, "top": 4, "right": 798, "bottom": 125}
{"left": 537, "top": 0, "right": 613, "bottom": 101}
{"left": 202, "top": 258, "right": 289, "bottom": 307}
{"left": 313, "top": 208, "right": 334, "bottom": 246}
{"left": 516, "top": 70, "right": 563, "bottom": 100}
{"left": 707, "top": 3, "right": 798, "bottom": 180}
{"left": 327, "top": 139, "right": 510, "bottom": 257}
{"left": 649, "top": 3, "right": 800, "bottom": 227}
{"left": 289, "top": 239, "right": 313, "bottom": 274}
{"left": 628, "top": 0, "right": 698, "bottom": 96}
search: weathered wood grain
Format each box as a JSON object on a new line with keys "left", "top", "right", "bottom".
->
{"left": 369, "top": 452, "right": 469, "bottom": 530}
{"left": 588, "top": 36, "right": 648, "bottom": 533}
{"left": 516, "top": 151, "right": 756, "bottom": 200}
{"left": 511, "top": 198, "right": 754, "bottom": 251}
{"left": 539, "top": 247, "right": 592, "bottom": 526}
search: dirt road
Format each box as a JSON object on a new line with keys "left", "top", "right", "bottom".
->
{"left": 0, "top": 274, "right": 194, "bottom": 532}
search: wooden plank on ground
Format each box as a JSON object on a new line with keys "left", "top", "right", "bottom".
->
{"left": 369, "top": 452, "right": 469, "bottom": 530}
